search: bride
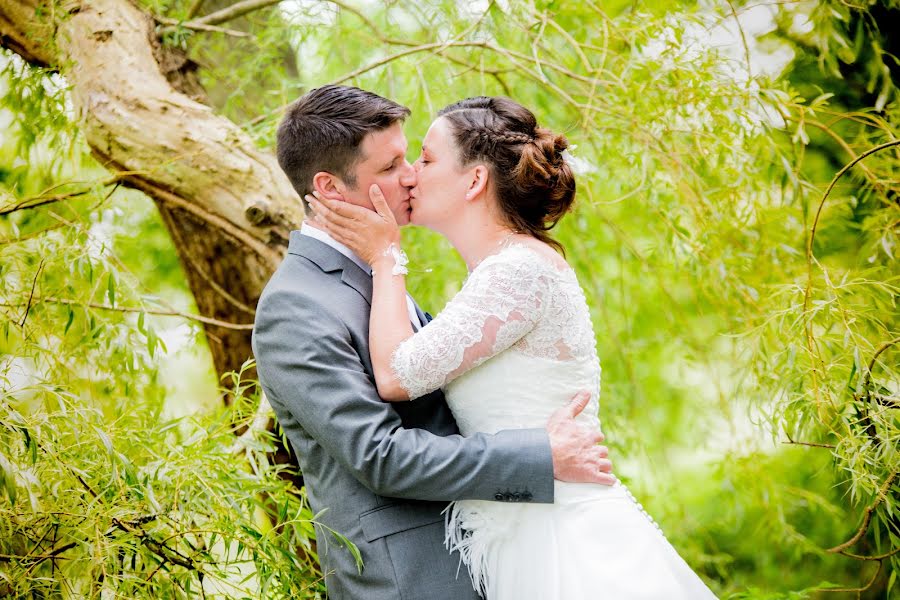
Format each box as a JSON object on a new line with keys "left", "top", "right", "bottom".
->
{"left": 308, "top": 96, "right": 717, "bottom": 600}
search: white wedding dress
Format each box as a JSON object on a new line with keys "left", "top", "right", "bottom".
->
{"left": 390, "top": 244, "right": 717, "bottom": 600}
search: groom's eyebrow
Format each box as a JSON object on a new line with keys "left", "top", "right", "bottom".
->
{"left": 381, "top": 146, "right": 408, "bottom": 170}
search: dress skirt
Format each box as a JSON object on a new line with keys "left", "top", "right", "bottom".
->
{"left": 445, "top": 481, "right": 718, "bottom": 600}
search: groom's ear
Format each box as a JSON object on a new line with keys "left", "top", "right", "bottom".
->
{"left": 312, "top": 171, "right": 347, "bottom": 201}
{"left": 466, "top": 164, "right": 490, "bottom": 201}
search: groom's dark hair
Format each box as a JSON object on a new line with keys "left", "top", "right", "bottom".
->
{"left": 277, "top": 85, "right": 411, "bottom": 214}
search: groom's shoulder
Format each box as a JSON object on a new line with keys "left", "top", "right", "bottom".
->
{"left": 258, "top": 245, "right": 365, "bottom": 337}
{"left": 257, "top": 252, "right": 333, "bottom": 315}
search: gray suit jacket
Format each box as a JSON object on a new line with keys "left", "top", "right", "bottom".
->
{"left": 252, "top": 232, "right": 555, "bottom": 600}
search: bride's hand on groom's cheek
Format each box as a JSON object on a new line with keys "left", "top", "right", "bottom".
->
{"left": 305, "top": 186, "right": 400, "bottom": 265}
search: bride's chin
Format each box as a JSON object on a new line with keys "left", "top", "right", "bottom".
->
{"left": 410, "top": 210, "right": 446, "bottom": 234}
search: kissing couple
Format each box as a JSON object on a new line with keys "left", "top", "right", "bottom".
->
{"left": 252, "top": 85, "right": 717, "bottom": 599}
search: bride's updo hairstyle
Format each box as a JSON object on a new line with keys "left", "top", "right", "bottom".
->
{"left": 437, "top": 96, "right": 575, "bottom": 253}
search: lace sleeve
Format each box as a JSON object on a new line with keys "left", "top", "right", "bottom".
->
{"left": 391, "top": 246, "right": 549, "bottom": 399}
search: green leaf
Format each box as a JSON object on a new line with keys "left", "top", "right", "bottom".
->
{"left": 93, "top": 425, "right": 114, "bottom": 457}
{"left": 64, "top": 305, "right": 75, "bottom": 335}
{"left": 0, "top": 454, "right": 17, "bottom": 506}
{"left": 106, "top": 272, "right": 116, "bottom": 307}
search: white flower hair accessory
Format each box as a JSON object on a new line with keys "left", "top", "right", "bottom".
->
{"left": 560, "top": 145, "right": 596, "bottom": 176}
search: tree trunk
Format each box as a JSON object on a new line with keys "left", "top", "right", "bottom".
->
{"left": 0, "top": 0, "right": 303, "bottom": 380}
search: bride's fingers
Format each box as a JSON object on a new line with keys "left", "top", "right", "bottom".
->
{"left": 308, "top": 196, "right": 360, "bottom": 230}
{"left": 309, "top": 207, "right": 344, "bottom": 237}
{"left": 595, "top": 472, "right": 617, "bottom": 486}
{"left": 368, "top": 184, "right": 397, "bottom": 226}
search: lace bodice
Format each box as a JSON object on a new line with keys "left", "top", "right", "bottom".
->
{"left": 391, "top": 244, "right": 602, "bottom": 434}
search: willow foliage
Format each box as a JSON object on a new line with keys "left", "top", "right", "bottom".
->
{"left": 1, "top": 0, "right": 898, "bottom": 597}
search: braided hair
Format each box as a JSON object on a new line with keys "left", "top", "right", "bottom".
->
{"left": 437, "top": 96, "right": 575, "bottom": 253}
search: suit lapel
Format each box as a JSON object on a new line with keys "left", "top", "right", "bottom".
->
{"left": 340, "top": 265, "right": 373, "bottom": 306}
{"left": 288, "top": 231, "right": 373, "bottom": 305}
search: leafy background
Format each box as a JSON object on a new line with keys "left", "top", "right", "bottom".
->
{"left": 1, "top": 0, "right": 898, "bottom": 597}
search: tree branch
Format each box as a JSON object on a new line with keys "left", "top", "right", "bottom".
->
{"left": 155, "top": 16, "right": 249, "bottom": 37}
{"left": 0, "top": 0, "right": 55, "bottom": 67}
{"left": 0, "top": 222, "right": 68, "bottom": 246}
{"left": 827, "top": 470, "right": 898, "bottom": 553}
{"left": 185, "top": 0, "right": 206, "bottom": 19}
{"left": 121, "top": 174, "right": 281, "bottom": 268}
{"left": 801, "top": 139, "right": 900, "bottom": 412}
{"left": 816, "top": 559, "right": 882, "bottom": 594}
{"left": 188, "top": 0, "right": 280, "bottom": 27}
{"left": 0, "top": 297, "right": 255, "bottom": 330}
{"left": 18, "top": 259, "right": 44, "bottom": 328}
{"left": 781, "top": 440, "right": 836, "bottom": 449}
{"left": 836, "top": 545, "right": 900, "bottom": 561}
{"left": 862, "top": 337, "right": 900, "bottom": 392}
{"left": 1, "top": 185, "right": 105, "bottom": 216}
{"left": 807, "top": 140, "right": 900, "bottom": 265}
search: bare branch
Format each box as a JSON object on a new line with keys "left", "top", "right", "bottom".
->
{"left": 725, "top": 0, "right": 753, "bottom": 85}
{"left": 862, "top": 337, "right": 900, "bottom": 391}
{"left": 781, "top": 440, "right": 836, "bottom": 449}
{"left": 190, "top": 0, "right": 281, "bottom": 27}
{"left": 155, "top": 16, "right": 249, "bottom": 37}
{"left": 807, "top": 140, "right": 900, "bottom": 265}
{"left": 0, "top": 175, "right": 128, "bottom": 216}
{"left": 0, "top": 297, "right": 255, "bottom": 330}
{"left": 185, "top": 0, "right": 206, "bottom": 19}
{"left": 2, "top": 187, "right": 92, "bottom": 216}
{"left": 330, "top": 40, "right": 491, "bottom": 86}
{"left": 0, "top": 189, "right": 117, "bottom": 246}
{"left": 19, "top": 259, "right": 44, "bottom": 328}
{"left": 324, "top": 0, "right": 402, "bottom": 44}
{"left": 0, "top": 222, "right": 68, "bottom": 246}
{"left": 836, "top": 545, "right": 900, "bottom": 561}
{"left": 817, "top": 560, "right": 882, "bottom": 594}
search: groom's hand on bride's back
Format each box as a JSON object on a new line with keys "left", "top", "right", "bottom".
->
{"left": 547, "top": 391, "right": 615, "bottom": 485}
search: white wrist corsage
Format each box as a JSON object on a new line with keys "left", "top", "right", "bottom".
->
{"left": 374, "top": 243, "right": 408, "bottom": 276}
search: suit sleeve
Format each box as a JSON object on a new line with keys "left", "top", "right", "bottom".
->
{"left": 252, "top": 287, "right": 555, "bottom": 503}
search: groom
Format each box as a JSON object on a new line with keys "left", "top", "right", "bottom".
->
{"left": 252, "top": 84, "right": 614, "bottom": 599}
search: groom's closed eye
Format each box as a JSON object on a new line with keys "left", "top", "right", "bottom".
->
{"left": 382, "top": 157, "right": 404, "bottom": 172}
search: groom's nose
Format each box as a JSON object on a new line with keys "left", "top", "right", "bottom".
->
{"left": 399, "top": 160, "right": 416, "bottom": 188}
